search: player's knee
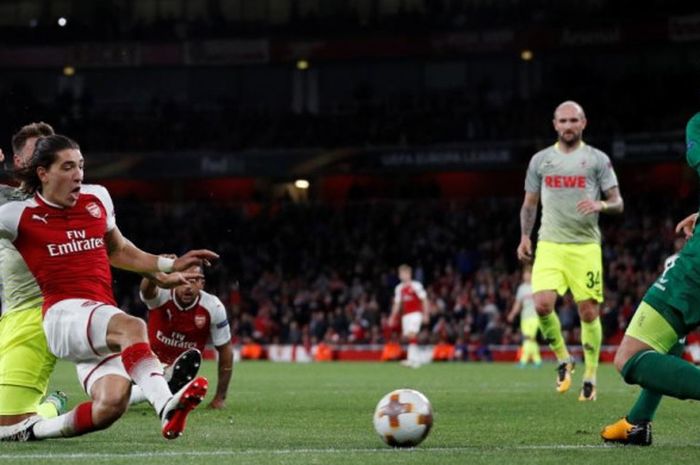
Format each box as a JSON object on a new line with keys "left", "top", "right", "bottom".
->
{"left": 533, "top": 292, "right": 556, "bottom": 315}
{"left": 122, "top": 315, "right": 148, "bottom": 341}
{"left": 613, "top": 348, "right": 631, "bottom": 374}
{"left": 534, "top": 300, "right": 553, "bottom": 316}
{"left": 109, "top": 313, "right": 149, "bottom": 347}
{"left": 577, "top": 300, "right": 599, "bottom": 322}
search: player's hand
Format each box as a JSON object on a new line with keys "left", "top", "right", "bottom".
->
{"left": 208, "top": 397, "right": 226, "bottom": 409}
{"left": 422, "top": 313, "right": 429, "bottom": 324}
{"left": 154, "top": 271, "right": 204, "bottom": 289}
{"left": 506, "top": 313, "right": 514, "bottom": 324}
{"left": 516, "top": 236, "right": 533, "bottom": 263}
{"left": 389, "top": 313, "right": 398, "bottom": 327}
{"left": 0, "top": 148, "right": 4, "bottom": 163}
{"left": 675, "top": 213, "right": 699, "bottom": 239}
{"left": 576, "top": 198, "right": 603, "bottom": 215}
{"left": 173, "top": 249, "right": 220, "bottom": 271}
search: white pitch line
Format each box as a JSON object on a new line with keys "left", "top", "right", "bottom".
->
{"left": 0, "top": 444, "right": 632, "bottom": 460}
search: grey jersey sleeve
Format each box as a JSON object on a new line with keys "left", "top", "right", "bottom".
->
{"left": 0, "top": 186, "right": 25, "bottom": 205}
{"left": 596, "top": 151, "right": 619, "bottom": 192}
{"left": 524, "top": 152, "right": 543, "bottom": 193}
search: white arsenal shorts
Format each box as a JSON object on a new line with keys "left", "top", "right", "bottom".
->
{"left": 401, "top": 312, "right": 423, "bottom": 337}
{"left": 43, "top": 298, "right": 130, "bottom": 395}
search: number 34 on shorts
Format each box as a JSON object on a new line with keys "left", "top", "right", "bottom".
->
{"left": 531, "top": 241, "right": 604, "bottom": 303}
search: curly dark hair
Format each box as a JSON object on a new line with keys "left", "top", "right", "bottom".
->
{"left": 14, "top": 134, "right": 80, "bottom": 194}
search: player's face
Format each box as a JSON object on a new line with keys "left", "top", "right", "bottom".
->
{"left": 399, "top": 268, "right": 411, "bottom": 282}
{"left": 175, "top": 275, "right": 204, "bottom": 306}
{"left": 13, "top": 136, "right": 38, "bottom": 169}
{"left": 553, "top": 106, "right": 586, "bottom": 146}
{"left": 38, "top": 149, "right": 84, "bottom": 208}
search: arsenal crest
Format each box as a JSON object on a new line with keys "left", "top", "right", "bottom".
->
{"left": 194, "top": 314, "right": 207, "bottom": 329}
{"left": 86, "top": 202, "right": 102, "bottom": 218}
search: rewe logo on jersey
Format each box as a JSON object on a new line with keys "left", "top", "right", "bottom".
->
{"left": 544, "top": 175, "right": 586, "bottom": 189}
{"left": 46, "top": 229, "right": 105, "bottom": 257}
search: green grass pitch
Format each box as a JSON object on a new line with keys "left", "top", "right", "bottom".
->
{"left": 2, "top": 359, "right": 700, "bottom": 464}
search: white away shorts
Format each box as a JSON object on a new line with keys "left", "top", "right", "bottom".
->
{"left": 43, "top": 299, "right": 130, "bottom": 394}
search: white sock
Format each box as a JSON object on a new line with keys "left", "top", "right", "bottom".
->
{"left": 32, "top": 414, "right": 73, "bottom": 439}
{"left": 129, "top": 359, "right": 171, "bottom": 414}
{"left": 122, "top": 344, "right": 172, "bottom": 415}
{"left": 33, "top": 401, "right": 95, "bottom": 439}
{"left": 129, "top": 385, "right": 148, "bottom": 405}
{"left": 407, "top": 343, "right": 418, "bottom": 363}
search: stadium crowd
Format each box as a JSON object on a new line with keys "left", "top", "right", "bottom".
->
{"left": 112, "top": 193, "right": 696, "bottom": 354}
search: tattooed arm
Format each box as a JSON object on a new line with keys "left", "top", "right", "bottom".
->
{"left": 517, "top": 191, "right": 540, "bottom": 263}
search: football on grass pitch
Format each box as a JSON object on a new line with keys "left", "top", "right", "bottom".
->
{"left": 373, "top": 388, "right": 433, "bottom": 448}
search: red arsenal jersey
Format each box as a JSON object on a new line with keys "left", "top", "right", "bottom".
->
{"left": 0, "top": 185, "right": 116, "bottom": 313}
{"left": 141, "top": 287, "right": 231, "bottom": 365}
{"left": 393, "top": 280, "right": 427, "bottom": 315}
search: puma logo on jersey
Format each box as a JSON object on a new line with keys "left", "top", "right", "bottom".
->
{"left": 31, "top": 213, "right": 49, "bottom": 224}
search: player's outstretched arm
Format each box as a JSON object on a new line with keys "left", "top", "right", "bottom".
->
{"left": 142, "top": 270, "right": 205, "bottom": 289}
{"left": 106, "top": 227, "right": 175, "bottom": 274}
{"left": 172, "top": 249, "right": 220, "bottom": 271}
{"left": 105, "top": 227, "right": 218, "bottom": 275}
{"left": 139, "top": 255, "right": 204, "bottom": 296}
{"left": 210, "top": 342, "right": 234, "bottom": 409}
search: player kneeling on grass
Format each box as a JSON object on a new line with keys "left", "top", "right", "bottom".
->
{"left": 129, "top": 264, "right": 233, "bottom": 409}
{"left": 0, "top": 135, "right": 217, "bottom": 441}
{"left": 601, "top": 113, "right": 700, "bottom": 446}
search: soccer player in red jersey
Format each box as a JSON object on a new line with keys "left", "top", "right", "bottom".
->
{"left": 389, "top": 264, "right": 429, "bottom": 368}
{"left": 0, "top": 135, "right": 218, "bottom": 441}
{"left": 129, "top": 264, "right": 233, "bottom": 409}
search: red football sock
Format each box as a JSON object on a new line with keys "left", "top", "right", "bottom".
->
{"left": 73, "top": 401, "right": 95, "bottom": 433}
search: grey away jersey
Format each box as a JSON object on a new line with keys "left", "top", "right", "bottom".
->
{"left": 0, "top": 185, "right": 41, "bottom": 315}
{"left": 524, "top": 143, "right": 619, "bottom": 243}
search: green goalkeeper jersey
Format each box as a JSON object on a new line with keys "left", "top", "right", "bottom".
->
{"left": 643, "top": 112, "right": 700, "bottom": 336}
